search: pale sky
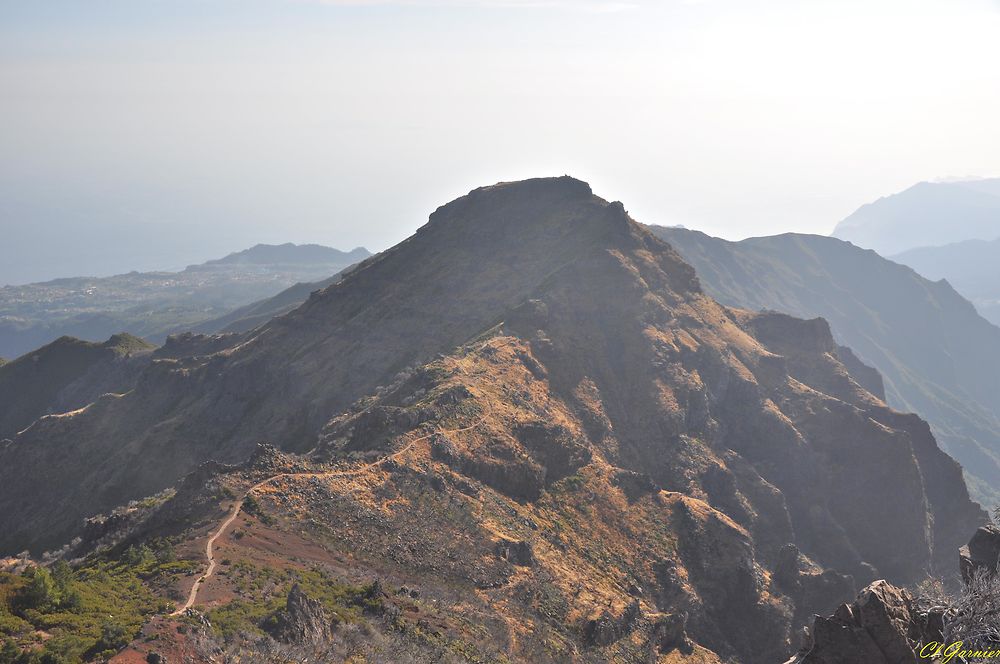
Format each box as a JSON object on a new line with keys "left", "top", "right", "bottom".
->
{"left": 2, "top": 0, "right": 1000, "bottom": 283}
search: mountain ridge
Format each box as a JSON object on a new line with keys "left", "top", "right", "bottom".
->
{"left": 0, "top": 177, "right": 985, "bottom": 663}
{"left": 832, "top": 179, "right": 1000, "bottom": 255}
{"left": 892, "top": 236, "right": 1000, "bottom": 327}
{"left": 649, "top": 226, "right": 1000, "bottom": 507}
{"left": 0, "top": 333, "right": 154, "bottom": 441}
{"left": 0, "top": 243, "right": 371, "bottom": 359}
{"left": 198, "top": 243, "right": 370, "bottom": 268}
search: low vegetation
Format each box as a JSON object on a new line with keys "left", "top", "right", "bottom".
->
{"left": 206, "top": 561, "right": 382, "bottom": 640}
{"left": 0, "top": 542, "right": 196, "bottom": 663}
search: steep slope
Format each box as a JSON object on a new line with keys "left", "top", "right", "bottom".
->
{"left": 831, "top": 179, "right": 1000, "bottom": 255}
{"left": 893, "top": 236, "right": 1000, "bottom": 326}
{"left": 186, "top": 270, "right": 350, "bottom": 335}
{"left": 0, "top": 244, "right": 370, "bottom": 358}
{"left": 0, "top": 177, "right": 984, "bottom": 600}
{"left": 0, "top": 178, "right": 987, "bottom": 664}
{"left": 1, "top": 178, "right": 653, "bottom": 553}
{"left": 649, "top": 227, "right": 1000, "bottom": 508}
{"left": 0, "top": 333, "right": 154, "bottom": 440}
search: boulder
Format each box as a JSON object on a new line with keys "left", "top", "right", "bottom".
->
{"left": 495, "top": 538, "right": 534, "bottom": 566}
{"left": 960, "top": 524, "right": 1000, "bottom": 582}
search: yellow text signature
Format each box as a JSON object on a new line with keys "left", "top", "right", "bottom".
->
{"left": 921, "top": 641, "right": 1000, "bottom": 662}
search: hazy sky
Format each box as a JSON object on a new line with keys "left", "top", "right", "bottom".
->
{"left": 2, "top": 0, "right": 1000, "bottom": 284}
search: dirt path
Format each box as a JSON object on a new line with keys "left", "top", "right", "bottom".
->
{"left": 170, "top": 339, "right": 503, "bottom": 616}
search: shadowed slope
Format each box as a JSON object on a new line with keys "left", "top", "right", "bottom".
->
{"left": 0, "top": 333, "right": 153, "bottom": 440}
{"left": 0, "top": 178, "right": 681, "bottom": 552}
{"left": 650, "top": 226, "right": 1000, "bottom": 508}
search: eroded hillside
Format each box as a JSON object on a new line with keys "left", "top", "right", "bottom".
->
{"left": 0, "top": 178, "right": 986, "bottom": 663}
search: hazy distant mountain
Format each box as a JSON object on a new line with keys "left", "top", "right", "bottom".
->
{"left": 203, "top": 243, "right": 369, "bottom": 267}
{"left": 651, "top": 226, "right": 1000, "bottom": 507}
{"left": 893, "top": 237, "right": 1000, "bottom": 327}
{"left": 0, "top": 244, "right": 371, "bottom": 359}
{"left": 832, "top": 179, "right": 1000, "bottom": 255}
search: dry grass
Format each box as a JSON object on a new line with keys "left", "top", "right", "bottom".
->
{"left": 944, "top": 568, "right": 1000, "bottom": 650}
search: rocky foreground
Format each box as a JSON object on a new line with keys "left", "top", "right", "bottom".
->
{"left": 787, "top": 525, "right": 1000, "bottom": 663}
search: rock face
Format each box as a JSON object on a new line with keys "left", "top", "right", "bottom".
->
{"left": 651, "top": 224, "right": 1000, "bottom": 511}
{"left": 265, "top": 584, "right": 334, "bottom": 645}
{"left": 773, "top": 543, "right": 857, "bottom": 625}
{"left": 585, "top": 600, "right": 642, "bottom": 646}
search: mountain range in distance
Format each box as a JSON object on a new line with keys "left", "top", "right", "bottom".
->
{"left": 829, "top": 176, "right": 1000, "bottom": 327}
{"left": 0, "top": 177, "right": 985, "bottom": 663}
{"left": 891, "top": 236, "right": 1000, "bottom": 327}
{"left": 832, "top": 177, "right": 1000, "bottom": 255}
{"left": 0, "top": 243, "right": 371, "bottom": 360}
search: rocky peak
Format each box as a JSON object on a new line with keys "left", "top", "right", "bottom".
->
{"left": 265, "top": 584, "right": 334, "bottom": 645}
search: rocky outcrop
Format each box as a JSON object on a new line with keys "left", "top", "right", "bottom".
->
{"left": 653, "top": 611, "right": 692, "bottom": 654}
{"left": 789, "top": 524, "right": 1000, "bottom": 663}
{"left": 960, "top": 524, "right": 1000, "bottom": 582}
{"left": 584, "top": 600, "right": 642, "bottom": 646}
{"left": 153, "top": 332, "right": 239, "bottom": 360}
{"left": 495, "top": 538, "right": 534, "bottom": 566}
{"left": 265, "top": 584, "right": 335, "bottom": 645}
{"left": 789, "top": 580, "right": 919, "bottom": 664}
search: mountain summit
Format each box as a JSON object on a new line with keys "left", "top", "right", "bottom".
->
{"left": 199, "top": 243, "right": 370, "bottom": 268}
{"left": 0, "top": 177, "right": 985, "bottom": 662}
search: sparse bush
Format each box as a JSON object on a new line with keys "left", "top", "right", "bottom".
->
{"left": 122, "top": 545, "right": 153, "bottom": 568}
{"left": 944, "top": 567, "right": 1000, "bottom": 650}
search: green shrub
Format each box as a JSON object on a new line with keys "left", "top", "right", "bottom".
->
{"left": 16, "top": 568, "right": 60, "bottom": 612}
{"left": 0, "top": 543, "right": 191, "bottom": 662}
{"left": 96, "top": 620, "right": 130, "bottom": 652}
{"left": 0, "top": 639, "right": 21, "bottom": 664}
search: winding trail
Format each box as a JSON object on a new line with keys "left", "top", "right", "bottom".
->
{"left": 170, "top": 338, "right": 506, "bottom": 616}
